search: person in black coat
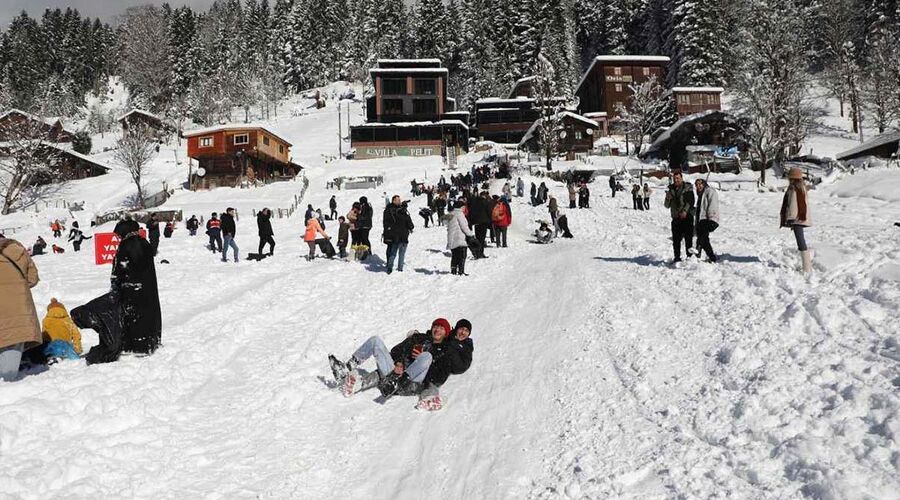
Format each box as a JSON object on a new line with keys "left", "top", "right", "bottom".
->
{"left": 220, "top": 207, "right": 239, "bottom": 262}
{"left": 186, "top": 215, "right": 199, "bottom": 236}
{"left": 356, "top": 196, "right": 374, "bottom": 259}
{"left": 382, "top": 196, "right": 415, "bottom": 274}
{"left": 329, "top": 196, "right": 338, "bottom": 220}
{"left": 257, "top": 208, "right": 275, "bottom": 256}
{"left": 67, "top": 221, "right": 92, "bottom": 252}
{"left": 146, "top": 213, "right": 160, "bottom": 256}
{"left": 71, "top": 219, "right": 162, "bottom": 365}
{"left": 467, "top": 191, "right": 492, "bottom": 249}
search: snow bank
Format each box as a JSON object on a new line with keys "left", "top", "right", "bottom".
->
{"left": 826, "top": 168, "right": 900, "bottom": 202}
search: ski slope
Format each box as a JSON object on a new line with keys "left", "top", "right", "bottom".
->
{"left": 1, "top": 91, "right": 899, "bottom": 499}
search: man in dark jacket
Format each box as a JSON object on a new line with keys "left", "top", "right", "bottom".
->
{"left": 146, "top": 213, "right": 160, "bottom": 256}
{"left": 356, "top": 196, "right": 374, "bottom": 259}
{"left": 72, "top": 219, "right": 161, "bottom": 365}
{"left": 220, "top": 207, "right": 239, "bottom": 262}
{"left": 467, "top": 191, "right": 492, "bottom": 248}
{"left": 206, "top": 212, "right": 222, "bottom": 252}
{"left": 609, "top": 175, "right": 617, "bottom": 197}
{"left": 186, "top": 215, "right": 199, "bottom": 236}
{"left": 329, "top": 196, "right": 338, "bottom": 220}
{"left": 382, "top": 195, "right": 415, "bottom": 274}
{"left": 329, "top": 318, "right": 459, "bottom": 400}
{"left": 664, "top": 171, "right": 696, "bottom": 262}
{"left": 257, "top": 208, "right": 275, "bottom": 256}
{"left": 414, "top": 318, "right": 475, "bottom": 410}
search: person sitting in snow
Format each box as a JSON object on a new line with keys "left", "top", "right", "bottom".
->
{"left": 20, "top": 298, "right": 83, "bottom": 367}
{"left": 535, "top": 220, "right": 554, "bottom": 243}
{"left": 32, "top": 237, "right": 47, "bottom": 256}
{"left": 329, "top": 318, "right": 462, "bottom": 401}
{"left": 414, "top": 319, "right": 475, "bottom": 410}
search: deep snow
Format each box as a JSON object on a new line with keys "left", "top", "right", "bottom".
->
{"left": 0, "top": 90, "right": 899, "bottom": 499}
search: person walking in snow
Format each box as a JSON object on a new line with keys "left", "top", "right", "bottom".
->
{"left": 337, "top": 216, "right": 350, "bottom": 259}
{"left": 146, "top": 213, "right": 161, "bottom": 256}
{"left": 356, "top": 196, "right": 374, "bottom": 260}
{"left": 186, "top": 215, "right": 199, "bottom": 236}
{"left": 206, "top": 212, "right": 223, "bottom": 253}
{"left": 67, "top": 221, "right": 92, "bottom": 252}
{"left": 257, "top": 208, "right": 275, "bottom": 256}
{"left": 51, "top": 220, "right": 63, "bottom": 238}
{"left": 578, "top": 184, "right": 590, "bottom": 208}
{"left": 631, "top": 184, "right": 642, "bottom": 210}
{"left": 502, "top": 182, "right": 512, "bottom": 199}
{"left": 382, "top": 195, "right": 414, "bottom": 274}
{"left": 643, "top": 183, "right": 652, "bottom": 210}
{"left": 609, "top": 175, "right": 617, "bottom": 198}
{"left": 516, "top": 177, "right": 525, "bottom": 197}
{"left": 447, "top": 200, "right": 474, "bottom": 275}
{"left": 433, "top": 193, "right": 447, "bottom": 226}
{"left": 694, "top": 179, "right": 720, "bottom": 263}
{"left": 530, "top": 182, "right": 537, "bottom": 205}
{"left": 664, "top": 171, "right": 695, "bottom": 263}
{"left": 328, "top": 318, "right": 461, "bottom": 402}
{"left": 303, "top": 214, "right": 329, "bottom": 261}
{"left": 329, "top": 196, "right": 338, "bottom": 220}
{"left": 0, "top": 236, "right": 41, "bottom": 381}
{"left": 491, "top": 195, "right": 512, "bottom": 248}
{"left": 780, "top": 167, "right": 812, "bottom": 273}
{"left": 548, "top": 196, "right": 561, "bottom": 236}
{"left": 220, "top": 207, "right": 239, "bottom": 263}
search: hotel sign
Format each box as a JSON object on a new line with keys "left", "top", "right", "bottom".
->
{"left": 605, "top": 75, "right": 633, "bottom": 83}
{"left": 356, "top": 145, "right": 442, "bottom": 159}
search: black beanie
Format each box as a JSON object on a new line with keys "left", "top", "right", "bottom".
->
{"left": 455, "top": 319, "right": 472, "bottom": 333}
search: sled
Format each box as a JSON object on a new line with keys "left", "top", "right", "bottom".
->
{"left": 317, "top": 239, "right": 336, "bottom": 258}
{"left": 246, "top": 253, "right": 268, "bottom": 261}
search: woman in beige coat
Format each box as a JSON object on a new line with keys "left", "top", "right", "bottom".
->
{"left": 0, "top": 236, "right": 42, "bottom": 381}
{"left": 780, "top": 167, "right": 812, "bottom": 273}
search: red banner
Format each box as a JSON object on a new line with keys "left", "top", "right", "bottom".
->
{"left": 93, "top": 230, "right": 147, "bottom": 265}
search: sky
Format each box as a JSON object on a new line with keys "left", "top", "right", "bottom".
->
{"left": 1, "top": 0, "right": 217, "bottom": 26}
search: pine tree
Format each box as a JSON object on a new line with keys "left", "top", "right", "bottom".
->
{"left": 670, "top": 0, "right": 726, "bottom": 86}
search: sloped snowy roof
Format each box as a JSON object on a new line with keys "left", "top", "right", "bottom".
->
{"left": 836, "top": 131, "right": 900, "bottom": 160}
{"left": 353, "top": 119, "right": 469, "bottom": 131}
{"left": 377, "top": 59, "right": 442, "bottom": 64}
{"left": 575, "top": 55, "right": 671, "bottom": 95}
{"left": 519, "top": 112, "right": 599, "bottom": 147}
{"left": 46, "top": 143, "right": 112, "bottom": 171}
{"left": 0, "top": 108, "right": 71, "bottom": 131}
{"left": 117, "top": 108, "right": 164, "bottom": 123}
{"left": 369, "top": 68, "right": 449, "bottom": 75}
{"left": 181, "top": 124, "right": 293, "bottom": 146}
{"left": 672, "top": 87, "right": 725, "bottom": 93}
{"left": 476, "top": 97, "right": 535, "bottom": 104}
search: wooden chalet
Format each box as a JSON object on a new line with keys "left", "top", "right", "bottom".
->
{"left": 519, "top": 112, "right": 600, "bottom": 160}
{"left": 672, "top": 87, "right": 724, "bottom": 117}
{"left": 507, "top": 76, "right": 536, "bottom": 99}
{"left": 836, "top": 131, "right": 900, "bottom": 162}
{"left": 574, "top": 55, "right": 670, "bottom": 132}
{"left": 474, "top": 98, "right": 541, "bottom": 145}
{"left": 351, "top": 59, "right": 468, "bottom": 160}
{"left": 183, "top": 125, "right": 301, "bottom": 190}
{"left": 0, "top": 109, "right": 75, "bottom": 142}
{"left": 118, "top": 109, "right": 175, "bottom": 136}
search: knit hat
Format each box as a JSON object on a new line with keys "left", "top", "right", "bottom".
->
{"left": 454, "top": 319, "right": 472, "bottom": 334}
{"left": 431, "top": 318, "right": 452, "bottom": 335}
{"left": 47, "top": 297, "right": 66, "bottom": 311}
{"left": 788, "top": 167, "right": 804, "bottom": 180}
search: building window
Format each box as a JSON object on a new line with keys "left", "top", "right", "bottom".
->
{"left": 263, "top": 136, "right": 270, "bottom": 146}
{"left": 642, "top": 67, "right": 650, "bottom": 76}
{"left": 615, "top": 84, "right": 623, "bottom": 92}
{"left": 234, "top": 133, "right": 249, "bottom": 145}
{"left": 382, "top": 78, "right": 407, "bottom": 95}
{"left": 575, "top": 131, "right": 583, "bottom": 140}
{"left": 414, "top": 79, "right": 436, "bottom": 95}
{"left": 413, "top": 99, "right": 437, "bottom": 115}
{"left": 279, "top": 144, "right": 285, "bottom": 153}
{"left": 677, "top": 94, "right": 691, "bottom": 105}
{"left": 199, "top": 136, "right": 213, "bottom": 147}
{"left": 614, "top": 101, "right": 624, "bottom": 110}
{"left": 613, "top": 67, "right": 622, "bottom": 76}
{"left": 383, "top": 98, "right": 404, "bottom": 115}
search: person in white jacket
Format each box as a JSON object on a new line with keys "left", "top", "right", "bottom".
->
{"left": 694, "top": 179, "right": 720, "bottom": 262}
{"left": 446, "top": 200, "right": 474, "bottom": 275}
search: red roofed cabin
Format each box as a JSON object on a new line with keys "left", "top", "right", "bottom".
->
{"left": 672, "top": 87, "right": 724, "bottom": 117}
{"left": 184, "top": 125, "right": 300, "bottom": 190}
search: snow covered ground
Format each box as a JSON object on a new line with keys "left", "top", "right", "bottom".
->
{"left": 1, "top": 91, "right": 899, "bottom": 499}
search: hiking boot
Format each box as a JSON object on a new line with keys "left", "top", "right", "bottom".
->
{"left": 378, "top": 372, "right": 408, "bottom": 398}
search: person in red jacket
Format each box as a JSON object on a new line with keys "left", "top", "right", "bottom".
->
{"left": 491, "top": 195, "right": 512, "bottom": 248}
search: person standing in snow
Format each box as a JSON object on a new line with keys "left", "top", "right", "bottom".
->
{"left": 146, "top": 213, "right": 161, "bottom": 256}
{"left": 304, "top": 204, "right": 315, "bottom": 226}
{"left": 257, "top": 208, "right": 275, "bottom": 256}
{"left": 186, "top": 215, "right": 199, "bottom": 236}
{"left": 780, "top": 167, "right": 812, "bottom": 273}
{"left": 382, "top": 195, "right": 415, "bottom": 274}
{"left": 303, "top": 214, "right": 329, "bottom": 261}
{"left": 220, "top": 207, "right": 239, "bottom": 263}
{"left": 664, "top": 171, "right": 695, "bottom": 262}
{"left": 0, "top": 236, "right": 41, "bottom": 381}
{"left": 530, "top": 182, "right": 537, "bottom": 205}
{"left": 578, "top": 184, "right": 591, "bottom": 208}
{"left": 609, "top": 175, "right": 617, "bottom": 198}
{"left": 347, "top": 202, "right": 360, "bottom": 248}
{"left": 67, "top": 221, "right": 92, "bottom": 252}
{"left": 568, "top": 183, "right": 577, "bottom": 209}
{"left": 491, "top": 195, "right": 512, "bottom": 248}
{"left": 548, "top": 196, "right": 561, "bottom": 236}
{"left": 694, "top": 179, "right": 720, "bottom": 263}
{"left": 206, "top": 212, "right": 223, "bottom": 253}
{"left": 516, "top": 177, "right": 525, "bottom": 197}
{"left": 356, "top": 196, "right": 374, "bottom": 260}
{"left": 337, "top": 216, "right": 350, "bottom": 259}
{"left": 433, "top": 193, "right": 447, "bottom": 226}
{"left": 467, "top": 191, "right": 492, "bottom": 248}
{"left": 447, "top": 200, "right": 475, "bottom": 275}
{"left": 329, "top": 196, "right": 338, "bottom": 220}
{"left": 631, "top": 184, "right": 642, "bottom": 210}
{"left": 643, "top": 183, "right": 652, "bottom": 210}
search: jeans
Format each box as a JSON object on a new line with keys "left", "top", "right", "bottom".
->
{"left": 222, "top": 234, "right": 239, "bottom": 261}
{"left": 792, "top": 225, "right": 808, "bottom": 251}
{"left": 386, "top": 242, "right": 408, "bottom": 272}
{"left": 494, "top": 226, "right": 507, "bottom": 247}
{"left": 352, "top": 336, "right": 433, "bottom": 382}
{"left": 696, "top": 220, "right": 718, "bottom": 261}
{"left": 258, "top": 235, "right": 275, "bottom": 255}
{"left": 0, "top": 343, "right": 24, "bottom": 381}
{"left": 671, "top": 218, "right": 694, "bottom": 259}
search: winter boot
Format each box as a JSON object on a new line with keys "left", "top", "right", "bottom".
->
{"left": 801, "top": 250, "right": 812, "bottom": 274}
{"left": 378, "top": 372, "right": 408, "bottom": 398}
{"left": 415, "top": 394, "right": 443, "bottom": 411}
{"left": 329, "top": 354, "right": 358, "bottom": 383}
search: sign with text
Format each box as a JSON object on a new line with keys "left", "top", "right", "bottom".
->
{"left": 356, "top": 145, "right": 441, "bottom": 160}
{"left": 93, "top": 230, "right": 146, "bottom": 265}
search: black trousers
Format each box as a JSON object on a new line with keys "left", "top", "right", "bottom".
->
{"left": 436, "top": 209, "right": 445, "bottom": 225}
{"left": 644, "top": 198, "right": 650, "bottom": 209}
{"left": 494, "top": 225, "right": 507, "bottom": 247}
{"left": 610, "top": 188, "right": 616, "bottom": 198}
{"left": 258, "top": 235, "right": 275, "bottom": 255}
{"left": 569, "top": 199, "right": 576, "bottom": 209}
{"left": 474, "top": 224, "right": 488, "bottom": 247}
{"left": 450, "top": 247, "right": 468, "bottom": 274}
{"left": 696, "top": 220, "right": 718, "bottom": 261}
{"left": 358, "top": 228, "right": 371, "bottom": 248}
{"left": 671, "top": 218, "right": 694, "bottom": 259}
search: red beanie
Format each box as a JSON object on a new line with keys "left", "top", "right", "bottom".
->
{"left": 431, "top": 318, "right": 452, "bottom": 335}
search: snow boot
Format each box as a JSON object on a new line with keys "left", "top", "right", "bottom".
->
{"left": 329, "top": 354, "right": 358, "bottom": 383}
{"left": 415, "top": 394, "right": 443, "bottom": 411}
{"left": 801, "top": 250, "right": 812, "bottom": 274}
{"left": 341, "top": 369, "right": 361, "bottom": 397}
{"left": 378, "top": 372, "right": 408, "bottom": 399}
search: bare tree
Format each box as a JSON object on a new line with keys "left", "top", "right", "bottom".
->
{"left": 614, "top": 76, "right": 673, "bottom": 155}
{"left": 0, "top": 112, "right": 62, "bottom": 214}
{"left": 114, "top": 124, "right": 157, "bottom": 208}
{"left": 532, "top": 53, "right": 569, "bottom": 171}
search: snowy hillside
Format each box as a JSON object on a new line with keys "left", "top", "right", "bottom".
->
{"left": 1, "top": 91, "right": 899, "bottom": 499}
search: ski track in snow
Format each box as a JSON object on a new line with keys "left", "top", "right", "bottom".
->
{"left": 1, "top": 97, "right": 899, "bottom": 497}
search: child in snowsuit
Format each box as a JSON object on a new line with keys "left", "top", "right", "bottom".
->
{"left": 535, "top": 221, "right": 553, "bottom": 243}
{"left": 20, "top": 298, "right": 83, "bottom": 367}
{"left": 337, "top": 216, "right": 350, "bottom": 259}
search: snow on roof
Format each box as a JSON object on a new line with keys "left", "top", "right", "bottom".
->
{"left": 0, "top": 108, "right": 68, "bottom": 130}
{"left": 117, "top": 108, "right": 163, "bottom": 122}
{"left": 518, "top": 112, "right": 599, "bottom": 147}
{"left": 476, "top": 97, "right": 535, "bottom": 104}
{"left": 47, "top": 143, "right": 112, "bottom": 171}
{"left": 377, "top": 59, "right": 442, "bottom": 64}
{"left": 672, "top": 87, "right": 725, "bottom": 93}
{"left": 353, "top": 119, "right": 469, "bottom": 131}
{"left": 575, "top": 55, "right": 671, "bottom": 94}
{"left": 584, "top": 112, "right": 609, "bottom": 118}
{"left": 836, "top": 131, "right": 900, "bottom": 160}
{"left": 181, "top": 124, "right": 293, "bottom": 146}
{"left": 369, "top": 68, "right": 449, "bottom": 74}
{"left": 478, "top": 108, "right": 523, "bottom": 112}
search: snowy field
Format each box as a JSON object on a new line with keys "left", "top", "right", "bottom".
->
{"left": 1, "top": 94, "right": 899, "bottom": 499}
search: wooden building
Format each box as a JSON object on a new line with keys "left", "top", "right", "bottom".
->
{"left": 574, "top": 55, "right": 670, "bottom": 130}
{"left": 118, "top": 109, "right": 175, "bottom": 136}
{"left": 0, "top": 109, "right": 75, "bottom": 142}
{"left": 836, "top": 131, "right": 900, "bottom": 162}
{"left": 507, "top": 76, "right": 536, "bottom": 99}
{"left": 474, "top": 98, "right": 541, "bottom": 145}
{"left": 183, "top": 125, "right": 301, "bottom": 190}
{"left": 352, "top": 59, "right": 468, "bottom": 160}
{"left": 672, "top": 87, "right": 724, "bottom": 116}
{"left": 519, "top": 112, "right": 600, "bottom": 160}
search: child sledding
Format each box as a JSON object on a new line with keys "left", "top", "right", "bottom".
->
{"left": 328, "top": 318, "right": 473, "bottom": 411}
{"left": 534, "top": 220, "right": 554, "bottom": 243}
